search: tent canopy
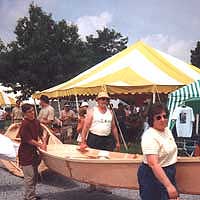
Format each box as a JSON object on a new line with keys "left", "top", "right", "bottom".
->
{"left": 168, "top": 79, "right": 200, "bottom": 126}
{"left": 185, "top": 97, "right": 200, "bottom": 114}
{"left": 33, "top": 41, "right": 200, "bottom": 99}
{"left": 0, "top": 90, "right": 15, "bottom": 105}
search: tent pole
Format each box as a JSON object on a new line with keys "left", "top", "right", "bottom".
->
{"left": 110, "top": 105, "right": 128, "bottom": 150}
{"left": 155, "top": 87, "right": 161, "bottom": 103}
{"left": 196, "top": 114, "right": 199, "bottom": 135}
{"left": 57, "top": 98, "right": 61, "bottom": 114}
{"left": 33, "top": 99, "right": 38, "bottom": 117}
{"left": 75, "top": 94, "right": 79, "bottom": 112}
{"left": 152, "top": 92, "right": 156, "bottom": 104}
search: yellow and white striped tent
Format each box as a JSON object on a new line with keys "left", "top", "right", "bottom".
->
{"left": 32, "top": 41, "right": 200, "bottom": 99}
{"left": 0, "top": 90, "right": 15, "bottom": 105}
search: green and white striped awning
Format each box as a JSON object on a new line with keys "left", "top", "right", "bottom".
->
{"left": 168, "top": 80, "right": 200, "bottom": 127}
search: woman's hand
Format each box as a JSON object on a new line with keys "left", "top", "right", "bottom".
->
{"left": 115, "top": 142, "right": 120, "bottom": 151}
{"left": 167, "top": 184, "right": 179, "bottom": 199}
{"left": 79, "top": 142, "right": 88, "bottom": 152}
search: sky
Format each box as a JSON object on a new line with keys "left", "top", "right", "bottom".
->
{"left": 0, "top": 0, "right": 200, "bottom": 63}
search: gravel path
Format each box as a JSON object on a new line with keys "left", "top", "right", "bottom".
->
{"left": 0, "top": 162, "right": 200, "bottom": 200}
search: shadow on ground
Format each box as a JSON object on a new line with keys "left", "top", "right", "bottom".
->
{"left": 41, "top": 170, "right": 77, "bottom": 189}
{"left": 40, "top": 189, "right": 132, "bottom": 200}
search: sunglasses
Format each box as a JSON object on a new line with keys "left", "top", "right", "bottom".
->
{"left": 155, "top": 114, "right": 167, "bottom": 121}
{"left": 99, "top": 97, "right": 109, "bottom": 101}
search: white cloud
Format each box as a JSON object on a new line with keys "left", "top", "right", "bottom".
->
{"left": 0, "top": 1, "right": 30, "bottom": 43}
{"left": 76, "top": 12, "right": 112, "bottom": 39}
{"left": 0, "top": 0, "right": 58, "bottom": 43}
{"left": 141, "top": 34, "right": 196, "bottom": 63}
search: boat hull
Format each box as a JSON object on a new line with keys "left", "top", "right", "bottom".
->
{"left": 176, "top": 159, "right": 200, "bottom": 195}
{"left": 40, "top": 144, "right": 200, "bottom": 194}
{"left": 42, "top": 152, "right": 140, "bottom": 189}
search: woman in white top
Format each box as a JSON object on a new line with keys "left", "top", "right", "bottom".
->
{"left": 137, "top": 103, "right": 179, "bottom": 200}
{"left": 80, "top": 91, "right": 120, "bottom": 151}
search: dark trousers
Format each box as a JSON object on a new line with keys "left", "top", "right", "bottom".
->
{"left": 137, "top": 163, "right": 177, "bottom": 200}
{"left": 87, "top": 132, "right": 115, "bottom": 151}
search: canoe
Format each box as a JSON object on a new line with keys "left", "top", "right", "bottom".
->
{"left": 40, "top": 143, "right": 200, "bottom": 194}
{"left": 1, "top": 123, "right": 200, "bottom": 194}
{"left": 40, "top": 144, "right": 141, "bottom": 190}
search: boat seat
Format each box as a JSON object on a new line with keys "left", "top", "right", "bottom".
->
{"left": 176, "top": 138, "right": 197, "bottom": 157}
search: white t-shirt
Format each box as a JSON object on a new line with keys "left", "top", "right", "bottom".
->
{"left": 38, "top": 105, "right": 55, "bottom": 122}
{"left": 59, "top": 109, "right": 76, "bottom": 126}
{"left": 89, "top": 107, "right": 112, "bottom": 136}
{"left": 172, "top": 106, "right": 194, "bottom": 137}
{"left": 142, "top": 127, "right": 177, "bottom": 167}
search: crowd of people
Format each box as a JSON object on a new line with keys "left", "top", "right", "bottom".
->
{"left": 114, "top": 101, "right": 150, "bottom": 144}
{"left": 0, "top": 93, "right": 182, "bottom": 200}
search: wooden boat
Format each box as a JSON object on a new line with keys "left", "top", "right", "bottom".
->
{"left": 40, "top": 143, "right": 142, "bottom": 190}
{"left": 0, "top": 123, "right": 62, "bottom": 177}
{"left": 1, "top": 123, "right": 200, "bottom": 194}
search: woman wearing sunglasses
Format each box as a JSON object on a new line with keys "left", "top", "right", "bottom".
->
{"left": 137, "top": 103, "right": 179, "bottom": 200}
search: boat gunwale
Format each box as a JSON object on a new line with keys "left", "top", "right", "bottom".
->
{"left": 39, "top": 149, "right": 142, "bottom": 164}
{"left": 177, "top": 156, "right": 200, "bottom": 163}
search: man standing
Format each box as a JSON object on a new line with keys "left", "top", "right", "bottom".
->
{"left": 59, "top": 103, "right": 76, "bottom": 143}
{"left": 0, "top": 106, "right": 7, "bottom": 134}
{"left": 11, "top": 100, "right": 23, "bottom": 123}
{"left": 18, "top": 103, "right": 46, "bottom": 200}
{"left": 38, "top": 95, "right": 55, "bottom": 128}
{"left": 80, "top": 91, "right": 120, "bottom": 152}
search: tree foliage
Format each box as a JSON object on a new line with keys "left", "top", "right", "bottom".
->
{"left": 86, "top": 28, "right": 128, "bottom": 66}
{"left": 0, "top": 3, "right": 128, "bottom": 99}
{"left": 191, "top": 41, "right": 200, "bottom": 69}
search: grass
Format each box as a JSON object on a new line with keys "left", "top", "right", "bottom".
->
{"left": 120, "top": 142, "right": 142, "bottom": 154}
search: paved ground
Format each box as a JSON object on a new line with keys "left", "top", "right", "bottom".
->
{"left": 0, "top": 163, "right": 200, "bottom": 200}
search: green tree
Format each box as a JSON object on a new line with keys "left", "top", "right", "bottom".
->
{"left": 0, "top": 4, "right": 128, "bottom": 99}
{"left": 0, "top": 38, "right": 6, "bottom": 53}
{"left": 191, "top": 41, "right": 200, "bottom": 69}
{"left": 85, "top": 27, "right": 128, "bottom": 67}
{"left": 1, "top": 3, "right": 86, "bottom": 99}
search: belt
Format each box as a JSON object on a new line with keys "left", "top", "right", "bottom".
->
{"left": 89, "top": 131, "right": 111, "bottom": 137}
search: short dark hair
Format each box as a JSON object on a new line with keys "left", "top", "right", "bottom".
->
{"left": 21, "top": 103, "right": 34, "bottom": 113}
{"left": 79, "top": 109, "right": 87, "bottom": 117}
{"left": 147, "top": 103, "right": 169, "bottom": 127}
{"left": 118, "top": 103, "right": 124, "bottom": 107}
{"left": 40, "top": 95, "right": 49, "bottom": 104}
{"left": 16, "top": 100, "right": 21, "bottom": 104}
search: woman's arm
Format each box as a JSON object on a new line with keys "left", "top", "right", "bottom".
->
{"left": 146, "top": 154, "right": 179, "bottom": 199}
{"left": 77, "top": 118, "right": 84, "bottom": 133}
